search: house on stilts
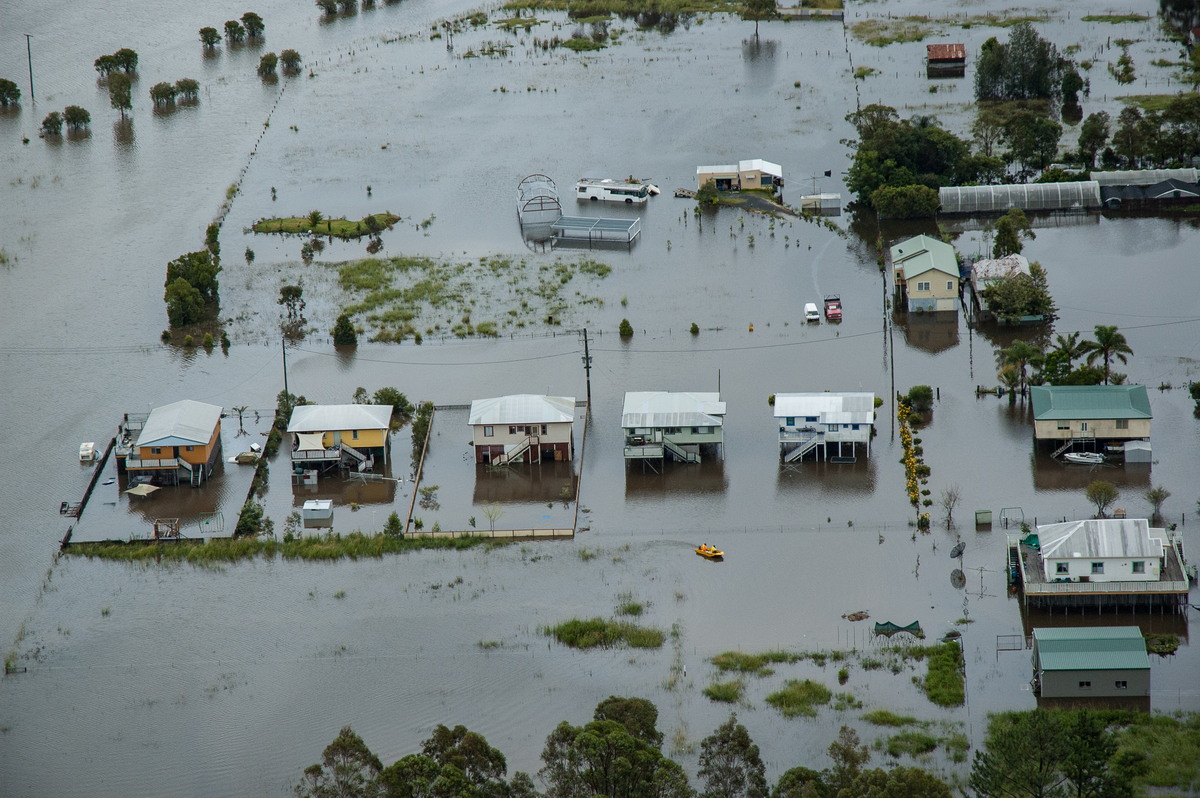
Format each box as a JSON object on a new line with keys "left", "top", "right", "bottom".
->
{"left": 468, "top": 394, "right": 576, "bottom": 465}
{"left": 622, "top": 391, "right": 725, "bottom": 472}
{"left": 286, "top": 404, "right": 392, "bottom": 481}
{"left": 773, "top": 392, "right": 876, "bottom": 463}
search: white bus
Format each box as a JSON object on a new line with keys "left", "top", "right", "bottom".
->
{"left": 575, "top": 178, "right": 651, "bottom": 204}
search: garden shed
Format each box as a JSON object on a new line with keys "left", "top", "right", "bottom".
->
{"left": 939, "top": 182, "right": 1101, "bottom": 214}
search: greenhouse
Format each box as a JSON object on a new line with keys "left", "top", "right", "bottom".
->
{"left": 939, "top": 182, "right": 1101, "bottom": 214}
{"left": 1091, "top": 168, "right": 1199, "bottom": 187}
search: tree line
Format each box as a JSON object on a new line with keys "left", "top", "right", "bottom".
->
{"left": 294, "top": 697, "right": 1191, "bottom": 798}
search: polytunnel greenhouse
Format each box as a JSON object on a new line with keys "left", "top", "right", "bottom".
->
{"left": 939, "top": 181, "right": 1101, "bottom": 214}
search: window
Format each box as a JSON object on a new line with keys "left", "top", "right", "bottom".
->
{"left": 1132, "top": 561, "right": 1145, "bottom": 574}
{"left": 352, "top": 430, "right": 359, "bottom": 440}
{"left": 541, "top": 425, "right": 548, "bottom": 435}
{"left": 1056, "top": 563, "right": 1069, "bottom": 575}
{"left": 1079, "top": 681, "right": 1092, "bottom": 689}
{"left": 483, "top": 426, "right": 493, "bottom": 438}
{"left": 1057, "top": 420, "right": 1070, "bottom": 430}
{"left": 1091, "top": 562, "right": 1104, "bottom": 574}
{"left": 760, "top": 175, "right": 772, "bottom": 187}
{"left": 151, "top": 447, "right": 162, "bottom": 454}
{"left": 509, "top": 426, "right": 517, "bottom": 435}
{"left": 947, "top": 280, "right": 954, "bottom": 291}
{"left": 1081, "top": 422, "right": 1089, "bottom": 431}
{"left": 1115, "top": 419, "right": 1129, "bottom": 430}
{"left": 786, "top": 417, "right": 795, "bottom": 426}
{"left": 185, "top": 446, "right": 194, "bottom": 452}
{"left": 1115, "top": 680, "right": 1128, "bottom": 689}
{"left": 695, "top": 426, "right": 711, "bottom": 434}
{"left": 916, "top": 281, "right": 931, "bottom": 292}
{"left": 806, "top": 416, "right": 819, "bottom": 423}
{"left": 852, "top": 424, "right": 860, "bottom": 430}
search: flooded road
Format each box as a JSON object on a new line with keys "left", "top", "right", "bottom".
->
{"left": 2, "top": 0, "right": 1199, "bottom": 795}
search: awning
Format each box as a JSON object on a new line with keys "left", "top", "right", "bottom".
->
{"left": 296, "top": 431, "right": 326, "bottom": 451}
{"left": 125, "top": 484, "right": 161, "bottom": 497}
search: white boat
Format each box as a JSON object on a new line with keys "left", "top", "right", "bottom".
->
{"left": 79, "top": 442, "right": 96, "bottom": 462}
{"left": 1063, "top": 452, "right": 1105, "bottom": 464}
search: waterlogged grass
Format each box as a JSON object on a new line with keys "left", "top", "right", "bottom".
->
{"left": 765, "top": 679, "right": 832, "bottom": 718}
{"left": 1081, "top": 13, "right": 1149, "bottom": 23}
{"left": 944, "top": 732, "right": 970, "bottom": 762}
{"left": 253, "top": 213, "right": 400, "bottom": 238}
{"left": 503, "top": 0, "right": 740, "bottom": 16}
{"left": 863, "top": 709, "right": 921, "bottom": 727}
{"left": 547, "top": 617, "right": 665, "bottom": 649}
{"left": 885, "top": 731, "right": 940, "bottom": 758}
{"left": 711, "top": 649, "right": 802, "bottom": 676}
{"left": 851, "top": 17, "right": 935, "bottom": 46}
{"left": 1120, "top": 92, "right": 1200, "bottom": 112}
{"left": 616, "top": 601, "right": 644, "bottom": 616}
{"left": 332, "top": 254, "right": 610, "bottom": 341}
{"left": 1117, "top": 713, "right": 1200, "bottom": 792}
{"left": 703, "top": 679, "right": 745, "bottom": 703}
{"left": 892, "top": 642, "right": 965, "bottom": 707}
{"left": 64, "top": 533, "right": 502, "bottom": 563}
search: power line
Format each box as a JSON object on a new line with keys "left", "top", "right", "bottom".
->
{"left": 592, "top": 328, "right": 882, "bottom": 354}
{"left": 288, "top": 345, "right": 580, "bottom": 366}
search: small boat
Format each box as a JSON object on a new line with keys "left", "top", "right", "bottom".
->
{"left": 695, "top": 545, "right": 724, "bottom": 559}
{"left": 79, "top": 442, "right": 96, "bottom": 462}
{"left": 1063, "top": 452, "right": 1105, "bottom": 465}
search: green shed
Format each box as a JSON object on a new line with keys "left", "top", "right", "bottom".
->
{"left": 1032, "top": 626, "right": 1150, "bottom": 698}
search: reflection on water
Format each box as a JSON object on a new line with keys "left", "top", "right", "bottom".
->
{"left": 1031, "top": 456, "right": 1152, "bottom": 493}
{"left": 776, "top": 456, "right": 877, "bottom": 496}
{"left": 894, "top": 310, "right": 961, "bottom": 354}
{"left": 625, "top": 459, "right": 728, "bottom": 497}
{"left": 473, "top": 461, "right": 576, "bottom": 505}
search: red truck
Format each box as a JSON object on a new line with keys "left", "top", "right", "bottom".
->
{"left": 824, "top": 295, "right": 842, "bottom": 321}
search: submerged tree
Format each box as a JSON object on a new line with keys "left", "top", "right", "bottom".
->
{"left": 107, "top": 72, "right": 133, "bottom": 117}
{"left": 224, "top": 20, "right": 247, "bottom": 43}
{"left": 0, "top": 78, "right": 21, "bottom": 106}
{"left": 175, "top": 78, "right": 200, "bottom": 100}
{"left": 258, "top": 52, "right": 279, "bottom": 76}
{"left": 199, "top": 26, "right": 221, "bottom": 48}
{"left": 241, "top": 12, "right": 266, "bottom": 38}
{"left": 992, "top": 208, "right": 1035, "bottom": 258}
{"left": 743, "top": 0, "right": 777, "bottom": 37}
{"left": 280, "top": 49, "right": 303, "bottom": 72}
{"left": 63, "top": 105, "right": 91, "bottom": 129}
{"left": 332, "top": 313, "right": 357, "bottom": 346}
{"left": 41, "top": 111, "right": 64, "bottom": 136}
{"left": 1085, "top": 480, "right": 1119, "bottom": 517}
{"left": 149, "top": 82, "right": 178, "bottom": 106}
{"left": 1081, "top": 324, "right": 1133, "bottom": 385}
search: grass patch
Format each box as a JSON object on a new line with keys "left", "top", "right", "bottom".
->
{"left": 1116, "top": 713, "right": 1200, "bottom": 792}
{"left": 495, "top": 15, "right": 545, "bottom": 29}
{"left": 711, "top": 649, "right": 801, "bottom": 676}
{"left": 863, "top": 709, "right": 921, "bottom": 727}
{"left": 64, "top": 533, "right": 504, "bottom": 563}
{"left": 253, "top": 213, "right": 400, "bottom": 239}
{"left": 850, "top": 17, "right": 934, "bottom": 46}
{"left": 1081, "top": 13, "right": 1149, "bottom": 23}
{"left": 561, "top": 37, "right": 605, "bottom": 51}
{"left": 703, "top": 679, "right": 745, "bottom": 703}
{"left": 616, "top": 600, "right": 644, "bottom": 616}
{"left": 503, "top": 0, "right": 739, "bottom": 15}
{"left": 832, "top": 692, "right": 863, "bottom": 711}
{"left": 1145, "top": 633, "right": 1180, "bottom": 655}
{"left": 1118, "top": 92, "right": 1199, "bottom": 112}
{"left": 944, "top": 732, "right": 970, "bottom": 762}
{"left": 886, "top": 731, "right": 939, "bottom": 758}
{"left": 801, "top": 0, "right": 843, "bottom": 8}
{"left": 918, "top": 642, "right": 965, "bottom": 707}
{"left": 765, "top": 679, "right": 832, "bottom": 718}
{"left": 546, "top": 617, "right": 664, "bottom": 649}
{"left": 853, "top": 66, "right": 878, "bottom": 80}
{"left": 477, "top": 640, "right": 503, "bottom": 649}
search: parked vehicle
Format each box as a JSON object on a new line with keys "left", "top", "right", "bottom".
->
{"left": 824, "top": 295, "right": 842, "bottom": 321}
{"left": 575, "top": 178, "right": 651, "bottom": 204}
{"left": 804, "top": 303, "right": 820, "bottom": 322}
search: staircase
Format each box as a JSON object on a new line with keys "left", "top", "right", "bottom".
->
{"left": 783, "top": 434, "right": 821, "bottom": 463}
{"left": 495, "top": 436, "right": 536, "bottom": 466}
{"left": 340, "top": 441, "right": 368, "bottom": 463}
{"left": 179, "top": 458, "right": 203, "bottom": 486}
{"left": 662, "top": 437, "right": 700, "bottom": 464}
{"left": 1050, "top": 440, "right": 1074, "bottom": 458}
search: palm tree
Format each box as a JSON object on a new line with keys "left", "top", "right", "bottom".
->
{"left": 999, "top": 339, "right": 1044, "bottom": 396}
{"left": 1081, "top": 325, "right": 1133, "bottom": 384}
{"left": 1050, "top": 331, "right": 1085, "bottom": 368}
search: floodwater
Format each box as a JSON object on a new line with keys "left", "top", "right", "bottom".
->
{"left": 2, "top": 0, "right": 1199, "bottom": 795}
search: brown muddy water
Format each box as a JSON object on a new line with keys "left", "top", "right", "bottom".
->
{"left": 2, "top": 1, "right": 1199, "bottom": 795}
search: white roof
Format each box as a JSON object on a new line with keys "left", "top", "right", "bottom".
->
{"left": 287, "top": 404, "right": 392, "bottom": 432}
{"left": 773, "top": 392, "right": 876, "bottom": 424}
{"left": 136, "top": 400, "right": 222, "bottom": 448}
{"left": 469, "top": 394, "right": 575, "bottom": 426}
{"left": 971, "top": 254, "right": 1030, "bottom": 284}
{"left": 696, "top": 159, "right": 782, "bottom": 178}
{"left": 622, "top": 392, "right": 725, "bottom": 428}
{"left": 1038, "top": 519, "right": 1164, "bottom": 559}
{"left": 739, "top": 158, "right": 782, "bottom": 177}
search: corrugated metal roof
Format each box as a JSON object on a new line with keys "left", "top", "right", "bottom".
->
{"left": 622, "top": 392, "right": 725, "bottom": 428}
{"left": 287, "top": 404, "right": 392, "bottom": 432}
{"left": 773, "top": 392, "right": 876, "bottom": 424}
{"left": 970, "top": 254, "right": 1030, "bottom": 285}
{"left": 739, "top": 158, "right": 782, "bottom": 177}
{"left": 136, "top": 400, "right": 223, "bottom": 447}
{"left": 926, "top": 43, "right": 965, "bottom": 60}
{"left": 1030, "top": 385, "right": 1152, "bottom": 420}
{"left": 469, "top": 394, "right": 575, "bottom": 426}
{"left": 1033, "top": 626, "right": 1149, "bottom": 671}
{"left": 890, "top": 235, "right": 958, "bottom": 279}
{"left": 1038, "top": 518, "right": 1164, "bottom": 559}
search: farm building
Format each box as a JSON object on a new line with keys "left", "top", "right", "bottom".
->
{"left": 939, "top": 182, "right": 1101, "bottom": 214}
{"left": 696, "top": 159, "right": 783, "bottom": 195}
{"left": 1031, "top": 627, "right": 1150, "bottom": 699}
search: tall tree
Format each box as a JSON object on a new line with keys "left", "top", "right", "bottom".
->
{"left": 992, "top": 208, "right": 1035, "bottom": 258}
{"left": 1050, "top": 331, "right": 1085, "bottom": 368}
{"left": 539, "top": 717, "right": 691, "bottom": 798}
{"left": 1078, "top": 111, "right": 1110, "bottom": 167}
{"left": 166, "top": 251, "right": 221, "bottom": 300}
{"left": 698, "top": 714, "right": 769, "bottom": 798}
{"left": 224, "top": 20, "right": 247, "bottom": 43}
{"left": 113, "top": 48, "right": 139, "bottom": 72}
{"left": 241, "top": 12, "right": 266, "bottom": 38}
{"left": 974, "top": 22, "right": 1062, "bottom": 102}
{"left": 281, "top": 49, "right": 303, "bottom": 71}
{"left": 63, "top": 105, "right": 91, "bottom": 129}
{"left": 1081, "top": 324, "right": 1133, "bottom": 384}
{"left": 175, "top": 78, "right": 200, "bottom": 100}
{"left": 825, "top": 727, "right": 869, "bottom": 796}
{"left": 1112, "top": 107, "right": 1144, "bottom": 167}
{"left": 420, "top": 724, "right": 508, "bottom": 788}
{"left": 200, "top": 27, "right": 222, "bottom": 48}
{"left": 0, "top": 78, "right": 20, "bottom": 106}
{"left": 743, "top": 0, "right": 777, "bottom": 37}
{"left": 149, "top": 82, "right": 178, "bottom": 106}
{"left": 108, "top": 72, "right": 133, "bottom": 117}
{"left": 842, "top": 766, "right": 951, "bottom": 797}
{"left": 41, "top": 111, "right": 64, "bottom": 136}
{"left": 970, "top": 711, "right": 1068, "bottom": 798}
{"left": 593, "top": 696, "right": 664, "bottom": 747}
{"left": 294, "top": 726, "right": 383, "bottom": 798}
{"left": 1004, "top": 111, "right": 1063, "bottom": 170}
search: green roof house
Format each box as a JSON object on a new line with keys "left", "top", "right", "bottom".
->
{"left": 890, "top": 234, "right": 960, "bottom": 313}
{"left": 1032, "top": 626, "right": 1149, "bottom": 698}
{"left": 1030, "top": 385, "right": 1151, "bottom": 445}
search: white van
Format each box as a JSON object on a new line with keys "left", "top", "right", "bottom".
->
{"left": 804, "top": 303, "right": 820, "bottom": 322}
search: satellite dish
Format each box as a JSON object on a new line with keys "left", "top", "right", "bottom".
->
{"left": 950, "top": 569, "right": 966, "bottom": 589}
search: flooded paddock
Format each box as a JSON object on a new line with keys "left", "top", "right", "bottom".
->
{"left": 2, "top": 0, "right": 1198, "bottom": 795}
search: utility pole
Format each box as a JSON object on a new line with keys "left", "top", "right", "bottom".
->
{"left": 580, "top": 328, "right": 592, "bottom": 408}
{"left": 281, "top": 337, "right": 290, "bottom": 398}
{"left": 24, "top": 35, "right": 34, "bottom": 104}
